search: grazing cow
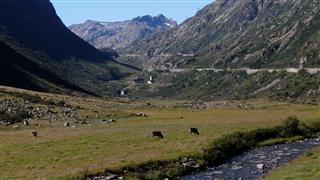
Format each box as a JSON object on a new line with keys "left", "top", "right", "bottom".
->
{"left": 23, "top": 120, "right": 29, "bottom": 126}
{"left": 32, "top": 131, "right": 38, "bottom": 138}
{"left": 137, "top": 112, "right": 146, "bottom": 117}
{"left": 64, "top": 122, "right": 70, "bottom": 127}
{"left": 152, "top": 131, "right": 164, "bottom": 138}
{"left": 189, "top": 128, "right": 200, "bottom": 135}
{"left": 108, "top": 119, "right": 117, "bottom": 123}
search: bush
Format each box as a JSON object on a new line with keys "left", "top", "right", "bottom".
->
{"left": 202, "top": 127, "right": 282, "bottom": 166}
{"left": 16, "top": 93, "right": 42, "bottom": 103}
{"left": 56, "top": 100, "right": 66, "bottom": 107}
{"left": 0, "top": 109, "right": 31, "bottom": 125}
{"left": 300, "top": 120, "right": 320, "bottom": 137}
{"left": 282, "top": 116, "right": 300, "bottom": 137}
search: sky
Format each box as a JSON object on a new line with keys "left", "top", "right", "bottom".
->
{"left": 51, "top": 0, "right": 214, "bottom": 26}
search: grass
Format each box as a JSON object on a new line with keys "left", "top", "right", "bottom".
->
{"left": 0, "top": 87, "right": 319, "bottom": 179}
{"left": 264, "top": 148, "right": 320, "bottom": 180}
{"left": 257, "top": 136, "right": 305, "bottom": 147}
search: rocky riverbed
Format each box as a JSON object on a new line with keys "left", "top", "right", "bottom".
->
{"left": 182, "top": 138, "right": 320, "bottom": 180}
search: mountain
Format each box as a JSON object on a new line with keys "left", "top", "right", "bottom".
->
{"left": 126, "top": 0, "right": 320, "bottom": 69}
{"left": 0, "top": 0, "right": 110, "bottom": 61}
{"left": 0, "top": 41, "right": 90, "bottom": 94}
{"left": 0, "top": 0, "right": 129, "bottom": 95}
{"left": 69, "top": 14, "right": 177, "bottom": 50}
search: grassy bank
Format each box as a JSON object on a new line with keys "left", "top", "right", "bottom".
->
{"left": 264, "top": 147, "right": 320, "bottom": 179}
{"left": 85, "top": 117, "right": 320, "bottom": 179}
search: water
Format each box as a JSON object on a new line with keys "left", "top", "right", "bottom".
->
{"left": 181, "top": 139, "right": 320, "bottom": 180}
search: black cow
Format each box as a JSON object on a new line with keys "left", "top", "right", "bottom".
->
{"left": 189, "top": 128, "right": 200, "bottom": 135}
{"left": 152, "top": 131, "right": 164, "bottom": 138}
{"left": 32, "top": 131, "right": 38, "bottom": 138}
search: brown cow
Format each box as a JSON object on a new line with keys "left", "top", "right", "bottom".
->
{"left": 189, "top": 128, "right": 200, "bottom": 135}
{"left": 152, "top": 131, "right": 164, "bottom": 138}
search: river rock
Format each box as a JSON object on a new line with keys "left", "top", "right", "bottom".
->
{"left": 256, "top": 163, "right": 264, "bottom": 170}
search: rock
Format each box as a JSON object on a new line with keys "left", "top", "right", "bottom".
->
{"left": 256, "top": 163, "right": 264, "bottom": 170}
{"left": 108, "top": 119, "right": 117, "bottom": 123}
{"left": 179, "top": 157, "right": 200, "bottom": 169}
{"left": 106, "top": 174, "right": 117, "bottom": 180}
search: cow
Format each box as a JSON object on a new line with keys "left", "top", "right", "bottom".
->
{"left": 32, "top": 131, "right": 38, "bottom": 138}
{"left": 137, "top": 112, "right": 146, "bottom": 117}
{"left": 64, "top": 122, "right": 70, "bottom": 127}
{"left": 23, "top": 120, "right": 29, "bottom": 126}
{"left": 152, "top": 131, "right": 164, "bottom": 138}
{"left": 80, "top": 121, "right": 87, "bottom": 124}
{"left": 108, "top": 119, "right": 117, "bottom": 123}
{"left": 189, "top": 128, "right": 200, "bottom": 135}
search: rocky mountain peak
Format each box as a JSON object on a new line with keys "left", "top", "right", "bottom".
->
{"left": 69, "top": 14, "right": 177, "bottom": 50}
{"left": 132, "top": 14, "right": 177, "bottom": 27}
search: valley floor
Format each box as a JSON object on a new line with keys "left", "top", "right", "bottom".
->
{"left": 0, "top": 86, "right": 319, "bottom": 179}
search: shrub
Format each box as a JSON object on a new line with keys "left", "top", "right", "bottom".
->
{"left": 46, "top": 99, "right": 56, "bottom": 106}
{"left": 282, "top": 116, "right": 300, "bottom": 137}
{"left": 202, "top": 127, "right": 282, "bottom": 166}
{"left": 0, "top": 109, "right": 31, "bottom": 125}
{"left": 56, "top": 100, "right": 66, "bottom": 107}
{"left": 300, "top": 120, "right": 320, "bottom": 137}
{"left": 305, "top": 151, "right": 314, "bottom": 157}
{"left": 16, "top": 93, "right": 42, "bottom": 103}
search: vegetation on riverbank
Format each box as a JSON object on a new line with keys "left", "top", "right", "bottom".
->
{"left": 86, "top": 117, "right": 320, "bottom": 179}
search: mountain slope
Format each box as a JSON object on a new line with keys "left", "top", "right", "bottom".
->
{"left": 0, "top": 0, "right": 111, "bottom": 61}
{"left": 69, "top": 14, "right": 177, "bottom": 50}
{"left": 0, "top": 41, "right": 90, "bottom": 93}
{"left": 0, "top": 0, "right": 132, "bottom": 95}
{"left": 127, "top": 0, "right": 320, "bottom": 69}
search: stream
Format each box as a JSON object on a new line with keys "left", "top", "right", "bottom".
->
{"left": 181, "top": 138, "right": 320, "bottom": 180}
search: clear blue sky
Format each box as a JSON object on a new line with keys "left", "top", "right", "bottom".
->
{"left": 51, "top": 0, "right": 214, "bottom": 26}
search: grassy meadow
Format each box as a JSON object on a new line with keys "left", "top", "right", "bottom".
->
{"left": 265, "top": 147, "right": 320, "bottom": 180}
{"left": 0, "top": 86, "right": 319, "bottom": 179}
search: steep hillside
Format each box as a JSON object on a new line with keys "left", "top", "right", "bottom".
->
{"left": 0, "top": 0, "right": 110, "bottom": 61}
{"left": 0, "top": 41, "right": 89, "bottom": 94}
{"left": 0, "top": 0, "right": 132, "bottom": 95}
{"left": 127, "top": 0, "right": 320, "bottom": 69}
{"left": 69, "top": 14, "right": 177, "bottom": 50}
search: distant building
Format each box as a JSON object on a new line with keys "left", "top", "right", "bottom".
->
{"left": 132, "top": 77, "right": 144, "bottom": 85}
{"left": 299, "top": 57, "right": 307, "bottom": 70}
{"left": 147, "top": 75, "right": 153, "bottom": 84}
{"left": 120, "top": 90, "right": 126, "bottom": 96}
